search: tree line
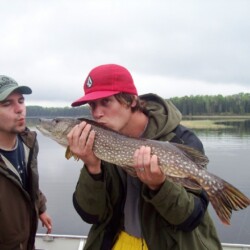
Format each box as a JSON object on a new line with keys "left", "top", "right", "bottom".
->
{"left": 171, "top": 93, "right": 250, "bottom": 116}
{"left": 27, "top": 93, "right": 250, "bottom": 117}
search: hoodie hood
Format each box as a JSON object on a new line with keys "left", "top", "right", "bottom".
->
{"left": 140, "top": 93, "right": 182, "bottom": 140}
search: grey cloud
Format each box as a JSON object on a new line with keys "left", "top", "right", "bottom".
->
{"left": 1, "top": 0, "right": 250, "bottom": 105}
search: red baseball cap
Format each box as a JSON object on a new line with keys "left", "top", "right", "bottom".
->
{"left": 71, "top": 64, "right": 138, "bottom": 107}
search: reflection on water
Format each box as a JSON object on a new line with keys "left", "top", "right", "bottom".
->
{"left": 35, "top": 119, "right": 250, "bottom": 244}
{"left": 35, "top": 130, "right": 89, "bottom": 236}
{"left": 194, "top": 124, "right": 250, "bottom": 245}
{"left": 189, "top": 118, "right": 250, "bottom": 136}
{"left": 215, "top": 119, "right": 250, "bottom": 134}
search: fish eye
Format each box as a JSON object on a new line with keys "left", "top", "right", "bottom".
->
{"left": 53, "top": 118, "right": 60, "bottom": 125}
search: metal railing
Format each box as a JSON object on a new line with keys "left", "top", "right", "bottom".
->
{"left": 36, "top": 234, "right": 250, "bottom": 250}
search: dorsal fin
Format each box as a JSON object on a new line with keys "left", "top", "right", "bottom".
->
{"left": 172, "top": 143, "right": 209, "bottom": 169}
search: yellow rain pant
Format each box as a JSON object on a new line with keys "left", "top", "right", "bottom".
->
{"left": 112, "top": 231, "right": 149, "bottom": 250}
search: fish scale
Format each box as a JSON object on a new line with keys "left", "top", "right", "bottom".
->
{"left": 37, "top": 117, "right": 250, "bottom": 225}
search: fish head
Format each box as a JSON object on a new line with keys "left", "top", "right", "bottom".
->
{"left": 37, "top": 117, "right": 81, "bottom": 147}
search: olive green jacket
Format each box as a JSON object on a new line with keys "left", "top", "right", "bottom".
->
{"left": 73, "top": 94, "right": 222, "bottom": 250}
{"left": 0, "top": 129, "right": 47, "bottom": 250}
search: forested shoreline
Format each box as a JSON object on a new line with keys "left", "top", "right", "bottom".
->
{"left": 171, "top": 93, "right": 250, "bottom": 115}
{"left": 27, "top": 93, "right": 250, "bottom": 117}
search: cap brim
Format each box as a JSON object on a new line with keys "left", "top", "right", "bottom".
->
{"left": 0, "top": 86, "right": 32, "bottom": 102}
{"left": 71, "top": 90, "right": 120, "bottom": 107}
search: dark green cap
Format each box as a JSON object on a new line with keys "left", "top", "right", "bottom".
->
{"left": 0, "top": 75, "right": 32, "bottom": 101}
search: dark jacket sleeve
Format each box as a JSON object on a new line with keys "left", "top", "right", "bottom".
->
{"left": 38, "top": 190, "right": 47, "bottom": 214}
{"left": 72, "top": 166, "right": 108, "bottom": 223}
{"left": 73, "top": 164, "right": 124, "bottom": 226}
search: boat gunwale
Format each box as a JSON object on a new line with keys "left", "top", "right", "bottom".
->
{"left": 36, "top": 233, "right": 250, "bottom": 249}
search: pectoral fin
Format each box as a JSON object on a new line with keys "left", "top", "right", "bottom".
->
{"left": 65, "top": 146, "right": 79, "bottom": 161}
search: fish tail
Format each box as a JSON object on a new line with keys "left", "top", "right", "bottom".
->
{"left": 208, "top": 181, "right": 250, "bottom": 225}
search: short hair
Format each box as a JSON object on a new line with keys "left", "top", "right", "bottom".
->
{"left": 114, "top": 93, "right": 145, "bottom": 112}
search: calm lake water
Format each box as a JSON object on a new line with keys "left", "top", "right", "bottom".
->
{"left": 35, "top": 119, "right": 250, "bottom": 245}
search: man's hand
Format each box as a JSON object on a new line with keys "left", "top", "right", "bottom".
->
{"left": 39, "top": 212, "right": 52, "bottom": 234}
{"left": 133, "top": 146, "right": 166, "bottom": 190}
{"left": 67, "top": 121, "right": 101, "bottom": 174}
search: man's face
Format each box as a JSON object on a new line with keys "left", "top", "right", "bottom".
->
{"left": 88, "top": 95, "right": 133, "bottom": 134}
{"left": 0, "top": 92, "right": 27, "bottom": 135}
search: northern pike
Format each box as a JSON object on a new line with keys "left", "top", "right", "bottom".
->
{"left": 37, "top": 117, "right": 250, "bottom": 225}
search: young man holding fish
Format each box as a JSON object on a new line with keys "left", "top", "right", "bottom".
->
{"left": 0, "top": 76, "right": 52, "bottom": 249}
{"left": 68, "top": 64, "right": 222, "bottom": 249}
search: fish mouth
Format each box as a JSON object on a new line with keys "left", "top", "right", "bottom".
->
{"left": 36, "top": 125, "right": 51, "bottom": 136}
{"left": 95, "top": 120, "right": 109, "bottom": 128}
{"left": 36, "top": 119, "right": 53, "bottom": 135}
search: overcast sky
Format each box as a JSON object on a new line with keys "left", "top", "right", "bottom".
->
{"left": 1, "top": 0, "right": 250, "bottom": 107}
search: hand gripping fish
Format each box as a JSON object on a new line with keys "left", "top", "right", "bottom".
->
{"left": 37, "top": 117, "right": 250, "bottom": 225}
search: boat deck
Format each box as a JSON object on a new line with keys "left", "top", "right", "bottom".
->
{"left": 35, "top": 234, "right": 250, "bottom": 250}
